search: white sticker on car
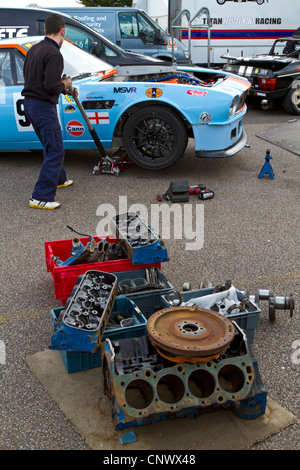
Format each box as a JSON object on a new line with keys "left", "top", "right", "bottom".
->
{"left": 13, "top": 93, "right": 62, "bottom": 132}
{"left": 13, "top": 93, "right": 33, "bottom": 132}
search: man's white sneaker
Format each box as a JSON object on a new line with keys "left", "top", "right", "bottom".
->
{"left": 29, "top": 198, "right": 61, "bottom": 210}
{"left": 57, "top": 179, "right": 73, "bottom": 188}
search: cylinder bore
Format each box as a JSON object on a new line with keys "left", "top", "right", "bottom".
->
{"left": 125, "top": 379, "right": 154, "bottom": 410}
{"left": 218, "top": 364, "right": 245, "bottom": 394}
{"left": 188, "top": 370, "right": 215, "bottom": 399}
{"left": 157, "top": 374, "right": 185, "bottom": 404}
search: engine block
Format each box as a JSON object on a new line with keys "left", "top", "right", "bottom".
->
{"left": 101, "top": 323, "right": 267, "bottom": 429}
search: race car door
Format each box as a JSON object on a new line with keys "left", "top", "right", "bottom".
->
{"left": 0, "top": 46, "right": 39, "bottom": 147}
{"left": 0, "top": 46, "right": 65, "bottom": 149}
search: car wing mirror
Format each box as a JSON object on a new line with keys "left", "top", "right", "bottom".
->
{"left": 91, "top": 42, "right": 103, "bottom": 57}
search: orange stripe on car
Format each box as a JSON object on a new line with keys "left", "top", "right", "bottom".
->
{"left": 227, "top": 75, "right": 251, "bottom": 90}
{"left": 0, "top": 44, "right": 27, "bottom": 54}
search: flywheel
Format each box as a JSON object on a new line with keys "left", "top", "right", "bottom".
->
{"left": 146, "top": 306, "right": 235, "bottom": 359}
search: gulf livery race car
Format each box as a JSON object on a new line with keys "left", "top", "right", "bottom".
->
{"left": 0, "top": 36, "right": 251, "bottom": 170}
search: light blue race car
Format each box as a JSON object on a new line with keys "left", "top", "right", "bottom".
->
{"left": 0, "top": 36, "right": 251, "bottom": 170}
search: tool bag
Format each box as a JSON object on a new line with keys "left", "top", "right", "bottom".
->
{"left": 165, "top": 180, "right": 189, "bottom": 202}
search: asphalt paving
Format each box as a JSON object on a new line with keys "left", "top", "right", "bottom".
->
{"left": 0, "top": 103, "right": 299, "bottom": 451}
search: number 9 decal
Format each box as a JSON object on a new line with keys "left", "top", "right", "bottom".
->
{"left": 16, "top": 98, "right": 31, "bottom": 127}
{"left": 13, "top": 92, "right": 33, "bottom": 132}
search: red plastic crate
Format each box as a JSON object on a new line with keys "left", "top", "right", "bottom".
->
{"left": 45, "top": 235, "right": 161, "bottom": 305}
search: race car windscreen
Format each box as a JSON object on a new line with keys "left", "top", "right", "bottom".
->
{"left": 61, "top": 40, "right": 113, "bottom": 79}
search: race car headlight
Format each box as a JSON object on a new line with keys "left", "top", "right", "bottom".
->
{"left": 184, "top": 51, "right": 189, "bottom": 58}
{"left": 229, "top": 96, "right": 239, "bottom": 117}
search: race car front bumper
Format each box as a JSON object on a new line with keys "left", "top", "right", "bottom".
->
{"left": 195, "top": 129, "right": 248, "bottom": 158}
{"left": 194, "top": 111, "right": 248, "bottom": 158}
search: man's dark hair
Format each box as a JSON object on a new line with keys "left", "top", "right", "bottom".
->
{"left": 45, "top": 14, "right": 65, "bottom": 35}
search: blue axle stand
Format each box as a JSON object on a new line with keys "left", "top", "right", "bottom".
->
{"left": 258, "top": 149, "right": 275, "bottom": 180}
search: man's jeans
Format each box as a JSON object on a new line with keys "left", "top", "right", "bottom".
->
{"left": 24, "top": 99, "right": 67, "bottom": 202}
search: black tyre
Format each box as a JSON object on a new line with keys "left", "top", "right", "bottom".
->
{"left": 123, "top": 106, "right": 188, "bottom": 170}
{"left": 283, "top": 80, "right": 300, "bottom": 114}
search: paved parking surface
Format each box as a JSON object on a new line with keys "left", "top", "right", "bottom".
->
{"left": 0, "top": 103, "right": 299, "bottom": 450}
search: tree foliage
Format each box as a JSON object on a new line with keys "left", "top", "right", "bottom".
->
{"left": 79, "top": 0, "right": 132, "bottom": 7}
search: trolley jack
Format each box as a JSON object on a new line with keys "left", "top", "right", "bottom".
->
{"left": 93, "top": 149, "right": 135, "bottom": 176}
{"left": 67, "top": 85, "right": 134, "bottom": 177}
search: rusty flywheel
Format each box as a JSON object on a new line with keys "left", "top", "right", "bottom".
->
{"left": 146, "top": 306, "right": 235, "bottom": 359}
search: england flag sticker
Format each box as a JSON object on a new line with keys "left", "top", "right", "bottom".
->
{"left": 87, "top": 112, "right": 110, "bottom": 125}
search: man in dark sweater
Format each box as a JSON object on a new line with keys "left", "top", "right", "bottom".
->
{"left": 22, "top": 13, "right": 76, "bottom": 209}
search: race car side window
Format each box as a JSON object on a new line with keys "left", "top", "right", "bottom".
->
{"left": 15, "top": 51, "right": 25, "bottom": 85}
{"left": 0, "top": 49, "right": 25, "bottom": 87}
{"left": 103, "top": 45, "right": 118, "bottom": 58}
{"left": 64, "top": 24, "right": 95, "bottom": 52}
{"left": 38, "top": 20, "right": 118, "bottom": 59}
{"left": 290, "top": 43, "right": 300, "bottom": 58}
{"left": 64, "top": 24, "right": 118, "bottom": 58}
{"left": 38, "top": 20, "right": 97, "bottom": 54}
{"left": 0, "top": 50, "right": 13, "bottom": 86}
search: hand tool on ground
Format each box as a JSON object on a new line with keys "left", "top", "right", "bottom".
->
{"left": 189, "top": 184, "right": 215, "bottom": 200}
{"left": 157, "top": 182, "right": 214, "bottom": 202}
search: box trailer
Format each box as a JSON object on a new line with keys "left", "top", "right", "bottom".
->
{"left": 134, "top": 0, "right": 300, "bottom": 65}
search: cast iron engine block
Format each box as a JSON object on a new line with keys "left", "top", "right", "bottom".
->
{"left": 101, "top": 322, "right": 267, "bottom": 429}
